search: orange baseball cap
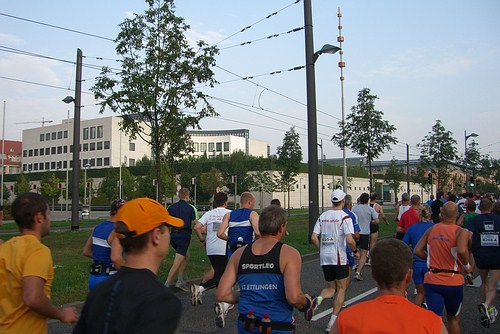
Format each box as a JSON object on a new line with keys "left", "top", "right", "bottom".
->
{"left": 115, "top": 198, "right": 184, "bottom": 238}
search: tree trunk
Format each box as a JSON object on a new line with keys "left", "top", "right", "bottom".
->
{"left": 368, "top": 151, "right": 373, "bottom": 191}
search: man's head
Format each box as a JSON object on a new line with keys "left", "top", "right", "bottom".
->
{"left": 478, "top": 198, "right": 493, "bottom": 213}
{"left": 359, "top": 192, "right": 370, "bottom": 205}
{"left": 401, "top": 193, "right": 410, "bottom": 203}
{"left": 410, "top": 194, "right": 421, "bottom": 206}
{"left": 371, "top": 239, "right": 412, "bottom": 291}
{"left": 110, "top": 199, "right": 126, "bottom": 216}
{"left": 178, "top": 188, "right": 190, "bottom": 200}
{"left": 492, "top": 201, "right": 500, "bottom": 215}
{"left": 270, "top": 198, "right": 281, "bottom": 207}
{"left": 369, "top": 192, "right": 377, "bottom": 201}
{"left": 240, "top": 192, "right": 255, "bottom": 209}
{"left": 430, "top": 194, "right": 435, "bottom": 200}
{"left": 466, "top": 200, "right": 476, "bottom": 212}
{"left": 12, "top": 192, "right": 49, "bottom": 234}
{"left": 213, "top": 192, "right": 228, "bottom": 208}
{"left": 115, "top": 198, "right": 184, "bottom": 254}
{"left": 258, "top": 205, "right": 287, "bottom": 237}
{"left": 440, "top": 201, "right": 458, "bottom": 222}
{"left": 331, "top": 189, "right": 346, "bottom": 208}
{"left": 344, "top": 194, "right": 353, "bottom": 210}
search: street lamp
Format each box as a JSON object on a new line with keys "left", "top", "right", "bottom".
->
{"left": 84, "top": 163, "right": 90, "bottom": 206}
{"left": 318, "top": 140, "right": 325, "bottom": 213}
{"left": 464, "top": 130, "right": 478, "bottom": 193}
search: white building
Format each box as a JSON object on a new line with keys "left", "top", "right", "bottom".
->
{"left": 22, "top": 116, "right": 151, "bottom": 172}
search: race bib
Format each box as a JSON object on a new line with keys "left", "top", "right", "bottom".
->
{"left": 480, "top": 232, "right": 499, "bottom": 247}
{"left": 212, "top": 222, "right": 221, "bottom": 232}
{"left": 321, "top": 234, "right": 335, "bottom": 245}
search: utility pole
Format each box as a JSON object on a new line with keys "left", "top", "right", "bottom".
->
{"left": 71, "top": 48, "right": 83, "bottom": 231}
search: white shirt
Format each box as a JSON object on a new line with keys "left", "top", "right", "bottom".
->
{"left": 313, "top": 209, "right": 354, "bottom": 266}
{"left": 352, "top": 204, "right": 379, "bottom": 235}
{"left": 198, "top": 207, "right": 231, "bottom": 256}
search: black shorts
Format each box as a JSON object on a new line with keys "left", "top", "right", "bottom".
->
{"left": 322, "top": 265, "right": 349, "bottom": 281}
{"left": 170, "top": 237, "right": 191, "bottom": 256}
{"left": 476, "top": 263, "right": 500, "bottom": 270}
{"left": 370, "top": 222, "right": 379, "bottom": 234}
{"left": 357, "top": 234, "right": 370, "bottom": 250}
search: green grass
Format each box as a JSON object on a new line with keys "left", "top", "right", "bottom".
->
{"left": 1, "top": 207, "right": 399, "bottom": 305}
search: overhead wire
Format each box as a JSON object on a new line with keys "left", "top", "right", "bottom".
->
{"left": 219, "top": 27, "right": 304, "bottom": 51}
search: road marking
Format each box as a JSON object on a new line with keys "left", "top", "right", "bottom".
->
{"left": 311, "top": 287, "right": 377, "bottom": 321}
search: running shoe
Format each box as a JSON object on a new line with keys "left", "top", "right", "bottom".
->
{"left": 175, "top": 280, "right": 189, "bottom": 292}
{"left": 366, "top": 258, "right": 371, "bottom": 267}
{"left": 479, "top": 303, "right": 491, "bottom": 328}
{"left": 414, "top": 288, "right": 417, "bottom": 296}
{"left": 489, "top": 306, "right": 498, "bottom": 324}
{"left": 354, "top": 272, "right": 363, "bottom": 281}
{"left": 304, "top": 296, "right": 318, "bottom": 321}
{"left": 421, "top": 303, "right": 428, "bottom": 310}
{"left": 466, "top": 273, "right": 474, "bottom": 286}
{"left": 214, "top": 302, "right": 226, "bottom": 328}
{"left": 190, "top": 284, "right": 202, "bottom": 306}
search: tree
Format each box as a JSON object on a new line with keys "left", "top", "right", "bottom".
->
{"left": 91, "top": 0, "right": 218, "bottom": 200}
{"left": 418, "top": 120, "right": 457, "bottom": 192}
{"left": 15, "top": 174, "right": 30, "bottom": 195}
{"left": 384, "top": 158, "right": 404, "bottom": 201}
{"left": 276, "top": 127, "right": 302, "bottom": 213}
{"left": 332, "top": 88, "right": 397, "bottom": 190}
{"left": 96, "top": 166, "right": 136, "bottom": 203}
{"left": 199, "top": 167, "right": 224, "bottom": 201}
{"left": 40, "top": 173, "right": 61, "bottom": 210}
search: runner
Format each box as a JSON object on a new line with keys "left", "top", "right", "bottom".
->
{"left": 352, "top": 193, "right": 378, "bottom": 281}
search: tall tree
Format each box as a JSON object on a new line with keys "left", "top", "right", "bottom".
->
{"left": 92, "top": 0, "right": 218, "bottom": 200}
{"left": 418, "top": 120, "right": 457, "bottom": 192}
{"left": 332, "top": 88, "right": 397, "bottom": 190}
{"left": 384, "top": 158, "right": 404, "bottom": 202}
{"left": 40, "top": 173, "right": 61, "bottom": 210}
{"left": 15, "top": 174, "right": 30, "bottom": 195}
{"left": 276, "top": 127, "right": 302, "bottom": 213}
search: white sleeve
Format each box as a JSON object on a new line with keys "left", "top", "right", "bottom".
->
{"left": 313, "top": 218, "right": 322, "bottom": 235}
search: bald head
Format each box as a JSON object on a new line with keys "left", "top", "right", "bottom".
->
{"left": 441, "top": 201, "right": 458, "bottom": 221}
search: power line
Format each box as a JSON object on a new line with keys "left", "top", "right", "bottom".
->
{"left": 0, "top": 75, "right": 94, "bottom": 96}
{"left": 0, "top": 12, "right": 114, "bottom": 41}
{"left": 219, "top": 27, "right": 304, "bottom": 51}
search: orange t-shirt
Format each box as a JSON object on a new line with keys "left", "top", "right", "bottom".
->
{"left": 337, "top": 295, "right": 442, "bottom": 333}
{"left": 424, "top": 223, "right": 465, "bottom": 286}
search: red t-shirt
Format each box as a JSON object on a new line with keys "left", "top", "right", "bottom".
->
{"left": 397, "top": 207, "right": 419, "bottom": 233}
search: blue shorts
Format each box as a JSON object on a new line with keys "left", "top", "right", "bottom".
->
{"left": 412, "top": 264, "right": 429, "bottom": 285}
{"left": 424, "top": 284, "right": 463, "bottom": 317}
{"left": 170, "top": 237, "right": 191, "bottom": 256}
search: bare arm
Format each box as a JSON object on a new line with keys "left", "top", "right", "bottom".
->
{"left": 457, "top": 227, "right": 471, "bottom": 272}
{"left": 217, "top": 213, "right": 230, "bottom": 241}
{"left": 249, "top": 211, "right": 260, "bottom": 239}
{"left": 440, "top": 322, "right": 449, "bottom": 334}
{"left": 456, "top": 214, "right": 465, "bottom": 227}
{"left": 81, "top": 230, "right": 94, "bottom": 258}
{"left": 23, "top": 276, "right": 79, "bottom": 323}
{"left": 282, "top": 245, "right": 309, "bottom": 310}
{"left": 109, "top": 232, "right": 124, "bottom": 270}
{"left": 414, "top": 228, "right": 432, "bottom": 260}
{"left": 216, "top": 247, "right": 242, "bottom": 305}
{"left": 193, "top": 220, "right": 205, "bottom": 242}
{"left": 311, "top": 232, "right": 320, "bottom": 251}
{"left": 377, "top": 205, "right": 388, "bottom": 224}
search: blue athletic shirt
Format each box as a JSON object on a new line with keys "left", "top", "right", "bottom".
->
{"left": 237, "top": 242, "right": 293, "bottom": 325}
{"left": 168, "top": 200, "right": 195, "bottom": 239}
{"left": 403, "top": 221, "right": 434, "bottom": 266}
{"left": 91, "top": 220, "right": 115, "bottom": 265}
{"left": 343, "top": 208, "right": 360, "bottom": 258}
{"left": 228, "top": 208, "right": 254, "bottom": 250}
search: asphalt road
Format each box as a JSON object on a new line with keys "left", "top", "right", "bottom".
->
{"left": 47, "top": 252, "right": 497, "bottom": 333}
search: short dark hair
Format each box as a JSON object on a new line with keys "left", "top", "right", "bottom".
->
{"left": 12, "top": 192, "right": 48, "bottom": 231}
{"left": 371, "top": 239, "right": 412, "bottom": 290}
{"left": 213, "top": 192, "right": 228, "bottom": 208}
{"left": 359, "top": 193, "right": 369, "bottom": 204}
{"left": 115, "top": 222, "right": 167, "bottom": 254}
{"left": 467, "top": 200, "right": 476, "bottom": 212}
{"left": 258, "top": 205, "right": 286, "bottom": 236}
{"left": 492, "top": 201, "right": 500, "bottom": 215}
{"left": 369, "top": 192, "right": 377, "bottom": 201}
{"left": 270, "top": 199, "right": 281, "bottom": 206}
{"left": 479, "top": 198, "right": 493, "bottom": 212}
{"left": 410, "top": 194, "right": 420, "bottom": 205}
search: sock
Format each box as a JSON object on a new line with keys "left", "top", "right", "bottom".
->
{"left": 199, "top": 286, "right": 206, "bottom": 293}
{"left": 178, "top": 275, "right": 184, "bottom": 282}
{"left": 327, "top": 314, "right": 337, "bottom": 329}
{"left": 316, "top": 296, "right": 324, "bottom": 307}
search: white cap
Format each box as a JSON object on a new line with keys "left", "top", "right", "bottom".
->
{"left": 331, "top": 189, "right": 346, "bottom": 202}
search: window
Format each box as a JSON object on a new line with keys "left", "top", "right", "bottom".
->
{"left": 216, "top": 142, "right": 223, "bottom": 152}
{"left": 51, "top": 161, "right": 56, "bottom": 170}
{"left": 51, "top": 147, "right": 56, "bottom": 155}
{"left": 45, "top": 133, "right": 50, "bottom": 141}
{"left": 23, "top": 150, "right": 27, "bottom": 157}
{"left": 208, "top": 142, "right": 215, "bottom": 152}
{"left": 83, "top": 143, "right": 88, "bottom": 151}
{"left": 97, "top": 142, "right": 103, "bottom": 150}
{"left": 83, "top": 159, "right": 88, "bottom": 166}
{"left": 45, "top": 148, "right": 50, "bottom": 155}
{"left": 64, "top": 146, "right": 68, "bottom": 154}
{"left": 45, "top": 162, "right": 50, "bottom": 170}
{"left": 39, "top": 148, "right": 44, "bottom": 156}
{"left": 223, "top": 142, "right": 229, "bottom": 152}
{"left": 129, "top": 142, "right": 135, "bottom": 151}
{"left": 97, "top": 126, "right": 103, "bottom": 138}
{"left": 57, "top": 131, "right": 63, "bottom": 139}
{"left": 97, "top": 158, "right": 103, "bottom": 166}
{"left": 51, "top": 132, "right": 56, "bottom": 140}
{"left": 104, "top": 157, "right": 110, "bottom": 166}
{"left": 129, "top": 158, "right": 136, "bottom": 166}
{"left": 57, "top": 146, "right": 62, "bottom": 154}
{"left": 83, "top": 127, "right": 89, "bottom": 140}
{"left": 28, "top": 149, "right": 33, "bottom": 157}
{"left": 33, "top": 164, "right": 39, "bottom": 171}
{"left": 200, "top": 143, "right": 207, "bottom": 152}
{"left": 64, "top": 130, "right": 68, "bottom": 139}
{"left": 90, "top": 142, "right": 95, "bottom": 151}
{"left": 63, "top": 161, "right": 67, "bottom": 169}
{"left": 40, "top": 134, "right": 44, "bottom": 142}
{"left": 70, "top": 145, "right": 73, "bottom": 153}
{"left": 39, "top": 162, "right": 44, "bottom": 170}
{"left": 104, "top": 141, "right": 110, "bottom": 149}
{"left": 89, "top": 158, "right": 95, "bottom": 167}
{"left": 193, "top": 143, "right": 199, "bottom": 152}
{"left": 70, "top": 160, "right": 73, "bottom": 168}
{"left": 34, "top": 149, "right": 38, "bottom": 156}
{"left": 90, "top": 127, "right": 96, "bottom": 139}
{"left": 22, "top": 164, "right": 27, "bottom": 172}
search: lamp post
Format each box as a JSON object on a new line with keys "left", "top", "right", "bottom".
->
{"left": 1, "top": 101, "right": 5, "bottom": 206}
{"left": 337, "top": 8, "right": 348, "bottom": 192}
{"left": 84, "top": 163, "right": 90, "bottom": 206}
{"left": 299, "top": 177, "right": 304, "bottom": 209}
{"left": 464, "top": 130, "right": 478, "bottom": 193}
{"left": 318, "top": 139, "right": 325, "bottom": 213}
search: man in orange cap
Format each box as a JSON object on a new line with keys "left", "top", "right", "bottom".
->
{"left": 73, "top": 198, "right": 184, "bottom": 334}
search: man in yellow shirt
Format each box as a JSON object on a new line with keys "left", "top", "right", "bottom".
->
{"left": 0, "top": 192, "right": 78, "bottom": 333}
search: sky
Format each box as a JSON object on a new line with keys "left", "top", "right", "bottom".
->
{"left": 0, "top": 0, "right": 499, "bottom": 163}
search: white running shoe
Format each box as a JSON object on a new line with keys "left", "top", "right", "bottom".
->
{"left": 214, "top": 302, "right": 226, "bottom": 328}
{"left": 489, "top": 306, "right": 498, "bottom": 324}
{"left": 175, "top": 280, "right": 189, "bottom": 292}
{"left": 479, "top": 303, "right": 491, "bottom": 328}
{"left": 354, "top": 272, "right": 363, "bottom": 281}
{"left": 190, "top": 284, "right": 202, "bottom": 306}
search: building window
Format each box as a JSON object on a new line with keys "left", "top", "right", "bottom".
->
{"left": 70, "top": 145, "right": 73, "bottom": 153}
{"left": 51, "top": 161, "right": 56, "bottom": 170}
{"left": 45, "top": 162, "right": 50, "bottom": 170}
{"left": 33, "top": 164, "right": 38, "bottom": 171}
{"left": 45, "top": 133, "right": 50, "bottom": 141}
{"left": 57, "top": 131, "right": 63, "bottom": 139}
{"left": 90, "top": 127, "right": 96, "bottom": 139}
{"left": 90, "top": 142, "right": 95, "bottom": 151}
{"left": 39, "top": 162, "right": 44, "bottom": 170}
{"left": 63, "top": 161, "right": 67, "bottom": 169}
{"left": 89, "top": 158, "right": 95, "bottom": 167}
{"left": 51, "top": 147, "right": 56, "bottom": 155}
{"left": 64, "top": 146, "right": 68, "bottom": 154}
{"left": 129, "top": 158, "right": 136, "bottom": 166}
{"left": 34, "top": 149, "right": 38, "bottom": 156}
{"left": 104, "top": 157, "right": 110, "bottom": 166}
{"left": 22, "top": 164, "right": 27, "bottom": 171}
{"left": 83, "top": 143, "right": 88, "bottom": 151}
{"left": 193, "top": 143, "right": 199, "bottom": 152}
{"left": 104, "top": 141, "right": 110, "bottom": 149}
{"left": 83, "top": 159, "right": 88, "bottom": 166}
{"left": 129, "top": 142, "right": 135, "bottom": 151}
{"left": 39, "top": 148, "right": 44, "bottom": 156}
{"left": 97, "top": 142, "right": 103, "bottom": 150}
{"left": 97, "top": 126, "right": 103, "bottom": 138}
{"left": 45, "top": 148, "right": 50, "bottom": 155}
{"left": 40, "top": 134, "right": 44, "bottom": 142}
{"left": 64, "top": 130, "right": 68, "bottom": 139}
{"left": 97, "top": 158, "right": 103, "bottom": 166}
{"left": 28, "top": 149, "right": 33, "bottom": 157}
{"left": 57, "top": 146, "right": 62, "bottom": 154}
{"left": 51, "top": 132, "right": 56, "bottom": 140}
{"left": 208, "top": 142, "right": 215, "bottom": 152}
{"left": 216, "top": 142, "right": 222, "bottom": 152}
{"left": 200, "top": 143, "right": 207, "bottom": 152}
{"left": 83, "top": 127, "right": 89, "bottom": 140}
{"left": 23, "top": 150, "right": 27, "bottom": 157}
{"left": 223, "top": 142, "right": 229, "bottom": 152}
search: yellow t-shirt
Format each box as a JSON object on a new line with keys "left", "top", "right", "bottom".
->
{"left": 0, "top": 234, "right": 54, "bottom": 334}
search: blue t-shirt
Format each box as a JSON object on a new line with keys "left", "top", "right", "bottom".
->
{"left": 403, "top": 221, "right": 434, "bottom": 266}
{"left": 92, "top": 220, "right": 115, "bottom": 265}
{"left": 168, "top": 200, "right": 195, "bottom": 239}
{"left": 343, "top": 208, "right": 360, "bottom": 257}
